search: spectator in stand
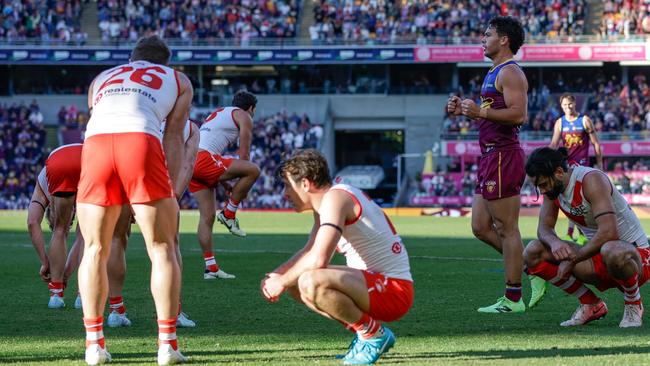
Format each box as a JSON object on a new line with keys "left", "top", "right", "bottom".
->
{"left": 600, "top": 0, "right": 650, "bottom": 37}
{"left": 0, "top": 0, "right": 86, "bottom": 43}
{"left": 98, "top": 0, "right": 299, "bottom": 43}
{"left": 0, "top": 102, "right": 48, "bottom": 209}
{"left": 313, "top": 0, "right": 586, "bottom": 44}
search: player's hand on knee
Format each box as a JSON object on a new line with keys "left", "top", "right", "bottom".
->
{"left": 550, "top": 240, "right": 576, "bottom": 262}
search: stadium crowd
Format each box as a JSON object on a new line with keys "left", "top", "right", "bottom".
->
{"left": 600, "top": 0, "right": 650, "bottom": 37}
{"left": 97, "top": 0, "right": 299, "bottom": 43}
{"left": 0, "top": 101, "right": 48, "bottom": 209}
{"left": 311, "top": 0, "right": 587, "bottom": 44}
{"left": 0, "top": 0, "right": 86, "bottom": 43}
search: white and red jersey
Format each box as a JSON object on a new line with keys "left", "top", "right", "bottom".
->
{"left": 160, "top": 119, "right": 193, "bottom": 143}
{"left": 198, "top": 106, "right": 241, "bottom": 155}
{"left": 323, "top": 184, "right": 413, "bottom": 281}
{"left": 86, "top": 60, "right": 180, "bottom": 140}
{"left": 556, "top": 166, "right": 648, "bottom": 247}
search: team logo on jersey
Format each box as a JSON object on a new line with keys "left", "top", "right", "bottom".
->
{"left": 480, "top": 96, "right": 494, "bottom": 109}
{"left": 564, "top": 133, "right": 584, "bottom": 148}
{"left": 486, "top": 180, "right": 497, "bottom": 193}
{"left": 570, "top": 205, "right": 588, "bottom": 217}
{"left": 374, "top": 279, "right": 386, "bottom": 293}
{"left": 392, "top": 242, "right": 402, "bottom": 254}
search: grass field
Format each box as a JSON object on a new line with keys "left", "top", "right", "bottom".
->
{"left": 2, "top": 210, "right": 650, "bottom": 365}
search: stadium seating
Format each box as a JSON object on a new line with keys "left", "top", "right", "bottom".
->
{"left": 97, "top": 0, "right": 300, "bottom": 42}
{"left": 0, "top": 101, "right": 48, "bottom": 209}
{"left": 0, "top": 0, "right": 86, "bottom": 43}
{"left": 311, "top": 0, "right": 587, "bottom": 44}
{"left": 600, "top": 0, "right": 650, "bottom": 37}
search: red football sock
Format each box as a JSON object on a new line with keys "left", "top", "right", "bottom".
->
{"left": 203, "top": 251, "right": 219, "bottom": 272}
{"left": 158, "top": 318, "right": 178, "bottom": 350}
{"left": 48, "top": 281, "right": 65, "bottom": 297}
{"left": 84, "top": 316, "right": 105, "bottom": 348}
{"left": 617, "top": 274, "right": 641, "bottom": 305}
{"left": 350, "top": 313, "right": 382, "bottom": 339}
{"left": 529, "top": 261, "right": 600, "bottom": 304}
{"left": 109, "top": 296, "right": 126, "bottom": 314}
{"left": 224, "top": 198, "right": 240, "bottom": 219}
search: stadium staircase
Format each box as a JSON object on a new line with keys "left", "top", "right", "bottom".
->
{"left": 81, "top": 2, "right": 101, "bottom": 42}
{"left": 298, "top": 0, "right": 316, "bottom": 40}
{"left": 584, "top": 0, "right": 604, "bottom": 35}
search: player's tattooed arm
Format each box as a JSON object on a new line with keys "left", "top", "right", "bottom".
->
{"left": 574, "top": 172, "right": 618, "bottom": 263}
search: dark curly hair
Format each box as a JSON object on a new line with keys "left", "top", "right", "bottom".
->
{"left": 525, "top": 147, "right": 569, "bottom": 180}
{"left": 488, "top": 16, "right": 525, "bottom": 55}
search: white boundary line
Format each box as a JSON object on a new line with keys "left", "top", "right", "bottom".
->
{"left": 6, "top": 243, "right": 502, "bottom": 262}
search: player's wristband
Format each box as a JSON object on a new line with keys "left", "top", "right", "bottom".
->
{"left": 479, "top": 108, "right": 488, "bottom": 119}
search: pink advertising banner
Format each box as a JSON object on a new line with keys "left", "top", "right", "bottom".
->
{"left": 443, "top": 141, "right": 650, "bottom": 157}
{"left": 520, "top": 44, "right": 646, "bottom": 62}
{"left": 411, "top": 194, "right": 650, "bottom": 206}
{"left": 414, "top": 43, "right": 647, "bottom": 63}
{"left": 414, "top": 46, "right": 484, "bottom": 62}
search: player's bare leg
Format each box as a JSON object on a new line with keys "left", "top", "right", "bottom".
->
{"left": 132, "top": 199, "right": 180, "bottom": 320}
{"left": 132, "top": 198, "right": 187, "bottom": 364}
{"left": 77, "top": 202, "right": 122, "bottom": 363}
{"left": 106, "top": 206, "right": 132, "bottom": 328}
{"left": 173, "top": 211, "right": 195, "bottom": 327}
{"left": 216, "top": 160, "right": 260, "bottom": 237}
{"left": 525, "top": 239, "right": 606, "bottom": 326}
{"left": 47, "top": 196, "right": 75, "bottom": 308}
{"left": 64, "top": 225, "right": 84, "bottom": 309}
{"left": 297, "top": 265, "right": 394, "bottom": 363}
{"left": 471, "top": 194, "right": 502, "bottom": 253}
{"left": 195, "top": 188, "right": 216, "bottom": 254}
{"left": 297, "top": 266, "right": 369, "bottom": 323}
{"left": 477, "top": 195, "right": 526, "bottom": 313}
{"left": 601, "top": 240, "right": 644, "bottom": 327}
{"left": 196, "top": 188, "right": 234, "bottom": 279}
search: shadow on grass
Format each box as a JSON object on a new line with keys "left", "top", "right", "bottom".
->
{"left": 380, "top": 345, "right": 650, "bottom": 362}
{"left": 0, "top": 347, "right": 345, "bottom": 364}
{"left": 5, "top": 342, "right": 650, "bottom": 364}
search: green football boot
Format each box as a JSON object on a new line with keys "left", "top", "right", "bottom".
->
{"left": 528, "top": 275, "right": 548, "bottom": 309}
{"left": 477, "top": 296, "right": 525, "bottom": 313}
